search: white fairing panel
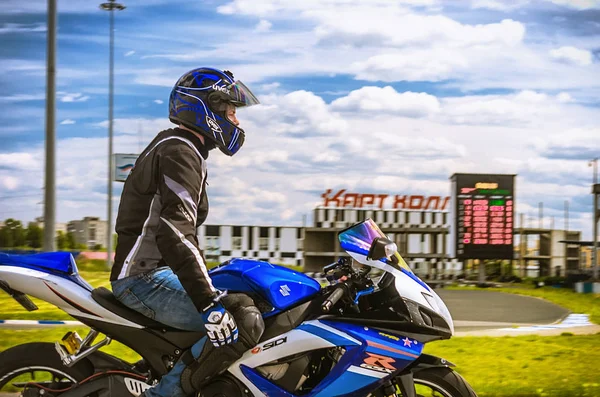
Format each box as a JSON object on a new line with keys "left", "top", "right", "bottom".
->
{"left": 347, "top": 252, "right": 454, "bottom": 334}
{"left": 228, "top": 320, "right": 358, "bottom": 396}
{"left": 0, "top": 265, "right": 142, "bottom": 328}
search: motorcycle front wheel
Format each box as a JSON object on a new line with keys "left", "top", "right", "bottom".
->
{"left": 410, "top": 367, "right": 477, "bottom": 397}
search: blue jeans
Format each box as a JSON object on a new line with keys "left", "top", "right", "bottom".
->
{"left": 112, "top": 267, "right": 207, "bottom": 397}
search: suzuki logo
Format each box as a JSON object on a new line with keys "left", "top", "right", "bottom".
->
{"left": 279, "top": 284, "right": 291, "bottom": 297}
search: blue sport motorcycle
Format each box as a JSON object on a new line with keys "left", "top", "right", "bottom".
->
{"left": 0, "top": 219, "right": 476, "bottom": 396}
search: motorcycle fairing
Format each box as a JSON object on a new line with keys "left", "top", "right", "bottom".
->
{"left": 209, "top": 258, "right": 321, "bottom": 312}
{"left": 0, "top": 264, "right": 143, "bottom": 328}
{"left": 0, "top": 252, "right": 91, "bottom": 291}
{"left": 229, "top": 319, "right": 423, "bottom": 397}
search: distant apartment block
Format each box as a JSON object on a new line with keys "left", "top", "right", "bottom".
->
{"left": 33, "top": 216, "right": 68, "bottom": 236}
{"left": 198, "top": 224, "right": 303, "bottom": 266}
{"left": 67, "top": 217, "right": 108, "bottom": 249}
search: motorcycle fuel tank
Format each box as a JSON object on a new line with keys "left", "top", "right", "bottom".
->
{"left": 209, "top": 258, "right": 321, "bottom": 311}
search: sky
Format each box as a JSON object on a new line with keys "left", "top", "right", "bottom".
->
{"left": 0, "top": 0, "right": 599, "bottom": 239}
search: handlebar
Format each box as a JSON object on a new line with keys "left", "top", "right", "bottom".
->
{"left": 321, "top": 284, "right": 346, "bottom": 313}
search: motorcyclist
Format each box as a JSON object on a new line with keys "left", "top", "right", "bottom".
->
{"left": 110, "top": 67, "right": 264, "bottom": 396}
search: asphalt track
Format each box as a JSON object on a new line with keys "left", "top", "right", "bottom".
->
{"left": 436, "top": 289, "right": 570, "bottom": 331}
{"left": 0, "top": 289, "right": 581, "bottom": 333}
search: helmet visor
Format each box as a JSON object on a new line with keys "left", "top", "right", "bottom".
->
{"left": 215, "top": 80, "right": 260, "bottom": 108}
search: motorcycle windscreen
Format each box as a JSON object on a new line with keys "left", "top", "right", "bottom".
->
{"left": 339, "top": 219, "right": 454, "bottom": 335}
{"left": 338, "top": 218, "right": 412, "bottom": 273}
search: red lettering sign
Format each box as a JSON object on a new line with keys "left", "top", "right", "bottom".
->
{"left": 322, "top": 190, "right": 450, "bottom": 211}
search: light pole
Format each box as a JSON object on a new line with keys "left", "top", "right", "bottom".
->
{"left": 100, "top": 0, "right": 125, "bottom": 268}
{"left": 590, "top": 158, "right": 599, "bottom": 279}
{"left": 43, "top": 0, "right": 57, "bottom": 252}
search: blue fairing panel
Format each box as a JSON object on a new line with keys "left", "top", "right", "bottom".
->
{"left": 0, "top": 252, "right": 76, "bottom": 274}
{"left": 0, "top": 252, "right": 92, "bottom": 291}
{"left": 209, "top": 258, "right": 321, "bottom": 310}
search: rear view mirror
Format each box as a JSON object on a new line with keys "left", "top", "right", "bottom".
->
{"left": 367, "top": 237, "right": 397, "bottom": 262}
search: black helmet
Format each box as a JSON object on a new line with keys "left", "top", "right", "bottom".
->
{"left": 168, "top": 67, "right": 260, "bottom": 156}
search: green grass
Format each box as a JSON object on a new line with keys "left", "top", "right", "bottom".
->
{"left": 423, "top": 333, "right": 600, "bottom": 397}
{"left": 0, "top": 327, "right": 141, "bottom": 363}
{"left": 451, "top": 284, "right": 600, "bottom": 324}
{"left": 1, "top": 329, "right": 599, "bottom": 396}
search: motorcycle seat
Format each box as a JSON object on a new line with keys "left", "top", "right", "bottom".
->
{"left": 91, "top": 287, "right": 174, "bottom": 329}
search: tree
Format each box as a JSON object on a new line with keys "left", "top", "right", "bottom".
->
{"left": 0, "top": 219, "right": 26, "bottom": 248}
{"left": 26, "top": 223, "right": 43, "bottom": 249}
{"left": 0, "top": 225, "right": 13, "bottom": 248}
{"left": 66, "top": 232, "right": 76, "bottom": 250}
{"left": 57, "top": 231, "right": 67, "bottom": 250}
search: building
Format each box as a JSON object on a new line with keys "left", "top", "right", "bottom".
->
{"left": 514, "top": 229, "right": 581, "bottom": 277}
{"left": 67, "top": 217, "right": 108, "bottom": 249}
{"left": 580, "top": 246, "right": 600, "bottom": 270}
{"left": 33, "top": 217, "right": 68, "bottom": 236}
{"left": 198, "top": 224, "right": 303, "bottom": 266}
{"left": 305, "top": 205, "right": 459, "bottom": 276}
{"left": 198, "top": 188, "right": 584, "bottom": 279}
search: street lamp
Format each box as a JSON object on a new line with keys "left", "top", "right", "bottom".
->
{"left": 43, "top": 0, "right": 57, "bottom": 252}
{"left": 589, "top": 158, "right": 599, "bottom": 279}
{"left": 100, "top": 0, "right": 125, "bottom": 268}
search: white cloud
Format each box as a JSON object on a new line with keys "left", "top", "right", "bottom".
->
{"left": 125, "top": 50, "right": 136, "bottom": 57}
{"left": 0, "top": 176, "right": 19, "bottom": 190}
{"left": 314, "top": 11, "right": 525, "bottom": 48}
{"left": 255, "top": 19, "right": 272, "bottom": 32}
{"left": 0, "top": 153, "right": 40, "bottom": 171}
{"left": 435, "top": 89, "right": 597, "bottom": 128}
{"left": 58, "top": 92, "right": 91, "bottom": 103}
{"left": 548, "top": 0, "right": 600, "bottom": 9}
{"left": 129, "top": 5, "right": 599, "bottom": 96}
{"left": 0, "top": 94, "right": 45, "bottom": 102}
{"left": 94, "top": 117, "right": 174, "bottom": 136}
{"left": 556, "top": 92, "right": 574, "bottom": 103}
{"left": 0, "top": 23, "right": 46, "bottom": 34}
{"left": 472, "top": 0, "right": 600, "bottom": 9}
{"left": 60, "top": 119, "right": 76, "bottom": 125}
{"left": 153, "top": 99, "right": 164, "bottom": 104}
{"left": 549, "top": 46, "right": 593, "bottom": 66}
{"left": 243, "top": 90, "right": 348, "bottom": 137}
{"left": 3, "top": 0, "right": 600, "bottom": 241}
{"left": 2, "top": 87, "right": 599, "bottom": 238}
{"left": 351, "top": 49, "right": 470, "bottom": 82}
{"left": 257, "top": 82, "right": 281, "bottom": 92}
{"left": 217, "top": 0, "right": 439, "bottom": 17}
{"left": 533, "top": 128, "right": 600, "bottom": 160}
{"left": 330, "top": 86, "right": 440, "bottom": 117}
{"left": 471, "top": 0, "right": 531, "bottom": 10}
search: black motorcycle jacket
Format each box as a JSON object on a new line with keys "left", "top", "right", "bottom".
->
{"left": 111, "top": 127, "right": 217, "bottom": 311}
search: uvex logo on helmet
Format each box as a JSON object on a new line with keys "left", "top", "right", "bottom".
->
{"left": 206, "top": 116, "right": 222, "bottom": 133}
{"left": 212, "top": 84, "right": 230, "bottom": 95}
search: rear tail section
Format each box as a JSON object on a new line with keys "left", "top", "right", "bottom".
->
{"left": 0, "top": 252, "right": 141, "bottom": 328}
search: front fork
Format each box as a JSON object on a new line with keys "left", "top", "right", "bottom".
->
{"left": 378, "top": 372, "right": 416, "bottom": 397}
{"left": 377, "top": 354, "right": 456, "bottom": 397}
